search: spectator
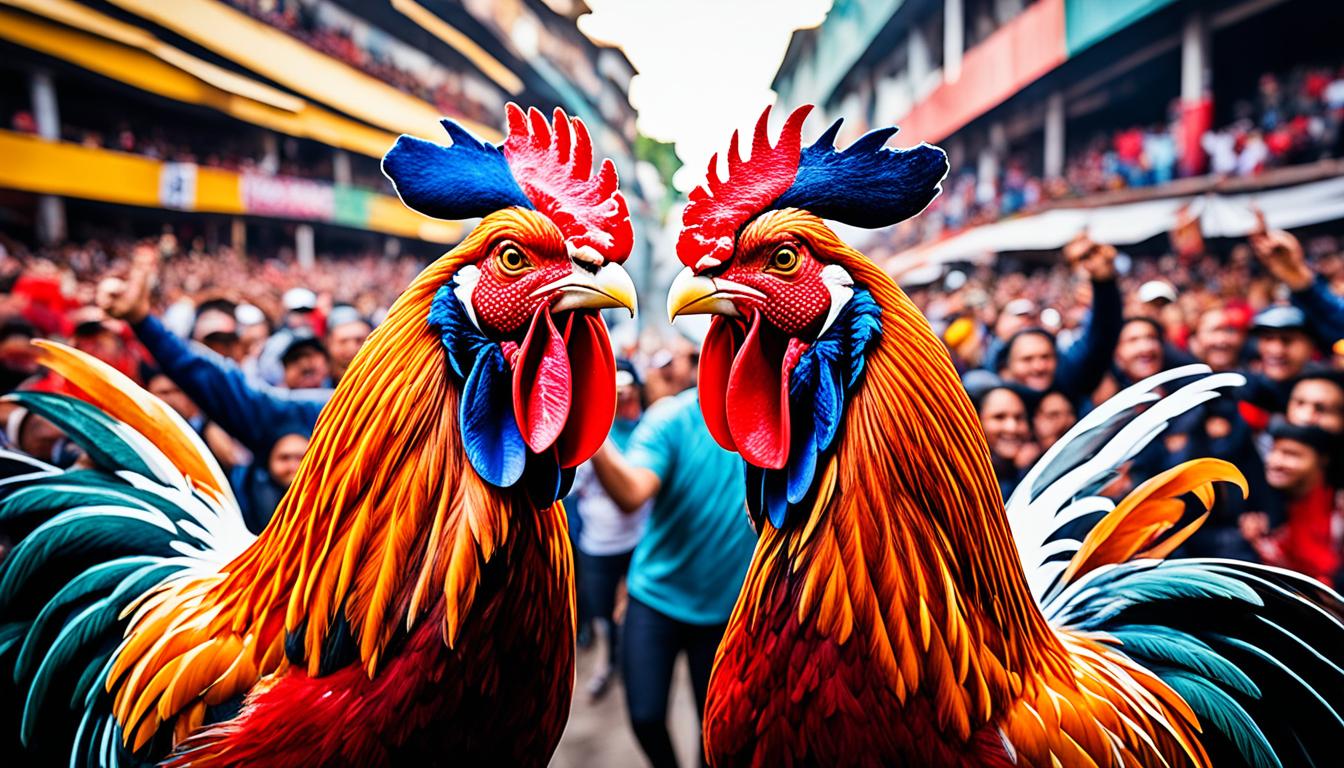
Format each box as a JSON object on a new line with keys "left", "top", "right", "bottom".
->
{"left": 192, "top": 301, "right": 243, "bottom": 361}
{"left": 1032, "top": 389, "right": 1076, "bottom": 453}
{"left": 324, "top": 305, "right": 372, "bottom": 386}
{"left": 1241, "top": 420, "right": 1342, "bottom": 587}
{"left": 571, "top": 359, "right": 650, "bottom": 701}
{"left": 100, "top": 245, "right": 330, "bottom": 529}
{"left": 588, "top": 384, "right": 755, "bottom": 768}
{"left": 1286, "top": 371, "right": 1344, "bottom": 432}
{"left": 1189, "top": 304, "right": 1249, "bottom": 372}
{"left": 0, "top": 318, "right": 40, "bottom": 393}
{"left": 971, "top": 384, "right": 1037, "bottom": 500}
{"left": 997, "top": 234, "right": 1122, "bottom": 409}
{"left": 143, "top": 365, "right": 247, "bottom": 470}
{"left": 279, "top": 329, "right": 331, "bottom": 390}
{"left": 1113, "top": 317, "right": 1167, "bottom": 386}
{"left": 1251, "top": 306, "right": 1319, "bottom": 393}
{"left": 1250, "top": 214, "right": 1344, "bottom": 345}
{"left": 231, "top": 428, "right": 311, "bottom": 533}
{"left": 282, "top": 287, "right": 320, "bottom": 332}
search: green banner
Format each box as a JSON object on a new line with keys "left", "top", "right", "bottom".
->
{"left": 1065, "top": 0, "right": 1177, "bottom": 55}
{"left": 333, "top": 185, "right": 372, "bottom": 228}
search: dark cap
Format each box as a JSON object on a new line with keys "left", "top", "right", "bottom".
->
{"left": 1252, "top": 306, "right": 1309, "bottom": 334}
{"left": 279, "top": 328, "right": 328, "bottom": 366}
{"left": 1268, "top": 416, "right": 1337, "bottom": 457}
{"left": 615, "top": 357, "right": 642, "bottom": 389}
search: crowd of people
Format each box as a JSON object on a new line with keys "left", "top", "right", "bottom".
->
{"left": 225, "top": 0, "right": 499, "bottom": 126}
{"left": 2, "top": 213, "right": 1344, "bottom": 766}
{"left": 905, "top": 61, "right": 1344, "bottom": 249}
{"left": 920, "top": 220, "right": 1344, "bottom": 586}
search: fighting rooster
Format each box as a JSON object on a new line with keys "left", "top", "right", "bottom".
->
{"left": 0, "top": 104, "right": 636, "bottom": 766}
{"left": 669, "top": 105, "right": 1344, "bottom": 767}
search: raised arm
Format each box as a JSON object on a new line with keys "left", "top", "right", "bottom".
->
{"left": 1055, "top": 235, "right": 1122, "bottom": 400}
{"left": 101, "top": 246, "right": 328, "bottom": 457}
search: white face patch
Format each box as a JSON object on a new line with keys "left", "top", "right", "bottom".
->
{"left": 453, "top": 264, "right": 483, "bottom": 331}
{"left": 818, "top": 263, "right": 855, "bottom": 338}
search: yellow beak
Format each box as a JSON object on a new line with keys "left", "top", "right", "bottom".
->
{"left": 666, "top": 266, "right": 754, "bottom": 323}
{"left": 545, "top": 262, "right": 638, "bottom": 318}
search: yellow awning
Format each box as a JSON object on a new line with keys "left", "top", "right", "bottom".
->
{"left": 392, "top": 0, "right": 523, "bottom": 95}
{"left": 0, "top": 3, "right": 402, "bottom": 158}
{"left": 0, "top": 131, "right": 461, "bottom": 243}
{"left": 104, "top": 0, "right": 501, "bottom": 141}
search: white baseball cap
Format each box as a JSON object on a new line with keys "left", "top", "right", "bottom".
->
{"left": 1137, "top": 281, "right": 1178, "bottom": 305}
{"left": 282, "top": 287, "right": 318, "bottom": 312}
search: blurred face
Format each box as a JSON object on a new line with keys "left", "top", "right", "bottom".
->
{"left": 615, "top": 381, "right": 642, "bottom": 420}
{"left": 1264, "top": 438, "right": 1325, "bottom": 496}
{"left": 327, "top": 321, "right": 372, "bottom": 377}
{"left": 268, "top": 433, "right": 309, "bottom": 489}
{"left": 1115, "top": 321, "right": 1164, "bottom": 381}
{"left": 1287, "top": 379, "right": 1344, "bottom": 433}
{"left": 0, "top": 333, "right": 38, "bottom": 378}
{"left": 203, "top": 333, "right": 242, "bottom": 361}
{"left": 979, "top": 388, "right": 1031, "bottom": 462}
{"left": 283, "top": 348, "right": 329, "bottom": 389}
{"left": 1257, "top": 329, "right": 1316, "bottom": 382}
{"left": 147, "top": 374, "right": 198, "bottom": 420}
{"left": 1190, "top": 309, "right": 1244, "bottom": 371}
{"left": 1003, "top": 333, "right": 1056, "bottom": 391}
{"left": 1033, "top": 391, "right": 1076, "bottom": 451}
{"left": 73, "top": 329, "right": 124, "bottom": 366}
{"left": 995, "top": 310, "right": 1035, "bottom": 340}
{"left": 240, "top": 323, "right": 270, "bottom": 357}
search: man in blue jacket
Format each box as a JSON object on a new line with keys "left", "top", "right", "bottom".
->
{"left": 101, "top": 245, "right": 334, "bottom": 531}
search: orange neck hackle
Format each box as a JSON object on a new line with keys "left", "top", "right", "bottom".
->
{"left": 732, "top": 212, "right": 1066, "bottom": 723}
{"left": 106, "top": 208, "right": 580, "bottom": 753}
{"left": 219, "top": 208, "right": 567, "bottom": 673}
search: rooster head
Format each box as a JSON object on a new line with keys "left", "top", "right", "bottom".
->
{"left": 382, "top": 104, "right": 636, "bottom": 498}
{"left": 668, "top": 105, "right": 947, "bottom": 525}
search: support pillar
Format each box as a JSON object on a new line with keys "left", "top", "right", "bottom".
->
{"left": 976, "top": 123, "right": 1004, "bottom": 205}
{"left": 231, "top": 217, "right": 247, "bottom": 257}
{"left": 944, "top": 0, "right": 964, "bottom": 84}
{"left": 30, "top": 70, "right": 65, "bottom": 243}
{"left": 296, "top": 224, "right": 315, "bottom": 270}
{"left": 333, "top": 149, "right": 352, "bottom": 186}
{"left": 261, "top": 133, "right": 280, "bottom": 175}
{"left": 1179, "top": 9, "right": 1212, "bottom": 176}
{"left": 1044, "top": 91, "right": 1065, "bottom": 179}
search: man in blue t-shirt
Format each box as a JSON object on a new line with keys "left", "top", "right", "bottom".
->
{"left": 590, "top": 386, "right": 755, "bottom": 768}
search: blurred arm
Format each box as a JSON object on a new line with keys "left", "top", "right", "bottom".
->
{"left": 132, "top": 314, "right": 327, "bottom": 457}
{"left": 589, "top": 441, "right": 660, "bottom": 514}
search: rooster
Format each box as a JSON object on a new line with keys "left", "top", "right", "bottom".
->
{"left": 667, "top": 105, "right": 1344, "bottom": 767}
{"left": 0, "top": 104, "right": 637, "bottom": 766}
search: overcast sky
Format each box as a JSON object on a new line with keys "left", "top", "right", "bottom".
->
{"left": 578, "top": 0, "right": 833, "bottom": 192}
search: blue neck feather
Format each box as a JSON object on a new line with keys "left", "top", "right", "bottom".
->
{"left": 428, "top": 279, "right": 572, "bottom": 506}
{"left": 746, "top": 286, "right": 882, "bottom": 529}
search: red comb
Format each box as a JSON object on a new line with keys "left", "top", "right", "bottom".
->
{"left": 503, "top": 104, "right": 633, "bottom": 264}
{"left": 676, "top": 105, "right": 812, "bottom": 271}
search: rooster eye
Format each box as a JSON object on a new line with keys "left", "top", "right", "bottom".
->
{"left": 496, "top": 244, "right": 529, "bottom": 275}
{"left": 767, "top": 246, "right": 800, "bottom": 275}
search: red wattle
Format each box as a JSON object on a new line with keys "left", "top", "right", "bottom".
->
{"left": 513, "top": 306, "right": 572, "bottom": 454}
{"left": 698, "top": 316, "right": 741, "bottom": 452}
{"left": 725, "top": 311, "right": 791, "bottom": 469}
{"left": 554, "top": 312, "right": 617, "bottom": 468}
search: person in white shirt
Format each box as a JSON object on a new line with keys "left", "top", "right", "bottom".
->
{"left": 572, "top": 359, "right": 650, "bottom": 699}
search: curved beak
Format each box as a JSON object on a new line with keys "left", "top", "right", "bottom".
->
{"left": 544, "top": 262, "right": 638, "bottom": 318}
{"left": 666, "top": 267, "right": 757, "bottom": 323}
